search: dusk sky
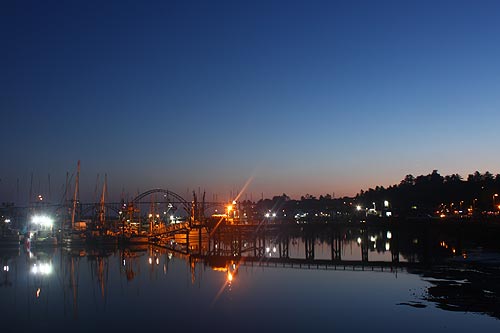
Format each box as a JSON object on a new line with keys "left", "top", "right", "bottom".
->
{"left": 2, "top": 0, "right": 500, "bottom": 204}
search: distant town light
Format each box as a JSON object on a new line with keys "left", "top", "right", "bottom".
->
{"left": 356, "top": 205, "right": 362, "bottom": 211}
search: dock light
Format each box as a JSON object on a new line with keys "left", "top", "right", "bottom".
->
{"left": 226, "top": 205, "right": 233, "bottom": 212}
{"left": 32, "top": 215, "right": 53, "bottom": 228}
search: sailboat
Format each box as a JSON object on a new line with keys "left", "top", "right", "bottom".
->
{"left": 86, "top": 174, "right": 117, "bottom": 246}
{"left": 62, "top": 161, "right": 87, "bottom": 247}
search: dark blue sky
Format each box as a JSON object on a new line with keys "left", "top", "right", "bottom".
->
{"left": 2, "top": 0, "right": 500, "bottom": 204}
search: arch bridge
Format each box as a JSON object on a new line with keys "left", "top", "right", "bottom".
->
{"left": 131, "top": 188, "right": 191, "bottom": 214}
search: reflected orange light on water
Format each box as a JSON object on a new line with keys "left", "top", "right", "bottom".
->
{"left": 210, "top": 260, "right": 240, "bottom": 307}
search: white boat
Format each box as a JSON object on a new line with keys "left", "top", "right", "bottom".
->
{"left": 29, "top": 229, "right": 58, "bottom": 248}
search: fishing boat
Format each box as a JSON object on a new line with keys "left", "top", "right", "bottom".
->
{"left": 62, "top": 229, "right": 87, "bottom": 247}
{"left": 0, "top": 226, "right": 20, "bottom": 247}
{"left": 122, "top": 231, "right": 149, "bottom": 244}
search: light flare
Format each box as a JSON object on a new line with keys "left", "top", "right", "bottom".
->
{"left": 233, "top": 174, "right": 255, "bottom": 202}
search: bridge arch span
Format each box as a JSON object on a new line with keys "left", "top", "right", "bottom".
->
{"left": 132, "top": 188, "right": 191, "bottom": 214}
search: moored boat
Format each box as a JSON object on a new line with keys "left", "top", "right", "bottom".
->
{"left": 0, "top": 229, "right": 20, "bottom": 247}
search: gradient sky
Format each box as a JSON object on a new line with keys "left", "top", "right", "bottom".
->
{"left": 2, "top": 0, "right": 500, "bottom": 204}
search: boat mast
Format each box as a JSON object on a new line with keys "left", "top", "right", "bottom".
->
{"left": 98, "top": 174, "right": 107, "bottom": 229}
{"left": 71, "top": 161, "right": 80, "bottom": 230}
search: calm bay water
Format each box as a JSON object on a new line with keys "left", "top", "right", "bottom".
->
{"left": 1, "top": 225, "right": 500, "bottom": 332}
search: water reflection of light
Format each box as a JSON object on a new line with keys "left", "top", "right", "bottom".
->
{"left": 387, "top": 231, "right": 392, "bottom": 239}
{"left": 227, "top": 272, "right": 233, "bottom": 282}
{"left": 156, "top": 257, "right": 160, "bottom": 265}
{"left": 32, "top": 262, "right": 52, "bottom": 275}
{"left": 3, "top": 265, "right": 8, "bottom": 272}
{"left": 385, "top": 242, "right": 390, "bottom": 251}
{"left": 36, "top": 288, "right": 41, "bottom": 298}
{"left": 272, "top": 246, "right": 276, "bottom": 253}
{"left": 370, "top": 236, "right": 377, "bottom": 242}
{"left": 148, "top": 257, "right": 152, "bottom": 265}
{"left": 357, "top": 237, "right": 362, "bottom": 244}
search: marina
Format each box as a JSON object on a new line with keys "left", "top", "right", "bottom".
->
{"left": 1, "top": 220, "right": 500, "bottom": 332}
